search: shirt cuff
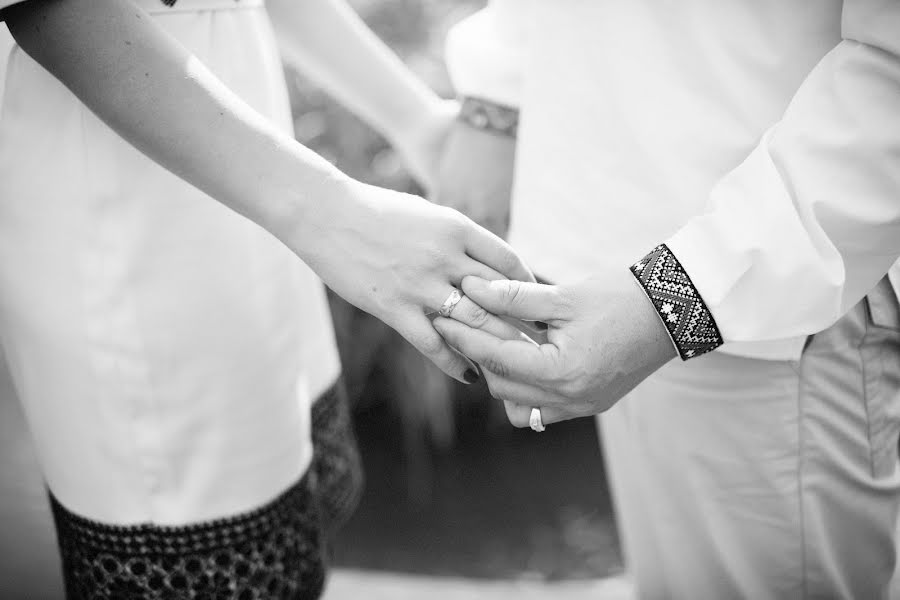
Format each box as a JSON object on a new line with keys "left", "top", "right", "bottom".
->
{"left": 629, "top": 244, "right": 724, "bottom": 360}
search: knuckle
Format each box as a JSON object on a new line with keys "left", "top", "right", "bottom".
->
{"left": 511, "top": 283, "right": 529, "bottom": 307}
{"left": 558, "top": 369, "right": 589, "bottom": 399}
{"left": 414, "top": 331, "right": 445, "bottom": 357}
{"left": 466, "top": 304, "right": 490, "bottom": 328}
{"left": 500, "top": 280, "right": 522, "bottom": 305}
{"left": 558, "top": 379, "right": 580, "bottom": 399}
{"left": 481, "top": 355, "right": 509, "bottom": 378}
{"left": 423, "top": 242, "right": 449, "bottom": 266}
{"left": 432, "top": 251, "right": 452, "bottom": 270}
{"left": 494, "top": 246, "right": 518, "bottom": 274}
{"left": 573, "top": 377, "right": 591, "bottom": 397}
{"left": 542, "top": 348, "right": 571, "bottom": 387}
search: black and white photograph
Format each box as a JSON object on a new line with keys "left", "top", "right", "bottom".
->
{"left": 1, "top": 0, "right": 899, "bottom": 598}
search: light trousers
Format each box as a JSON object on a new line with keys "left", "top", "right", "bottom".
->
{"left": 601, "top": 277, "right": 900, "bottom": 599}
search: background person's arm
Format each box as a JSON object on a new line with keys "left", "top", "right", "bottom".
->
{"left": 270, "top": 0, "right": 526, "bottom": 236}
{"left": 266, "top": 0, "right": 454, "bottom": 191}
{"left": 426, "top": 2, "right": 528, "bottom": 237}
{"left": 3, "top": 0, "right": 533, "bottom": 384}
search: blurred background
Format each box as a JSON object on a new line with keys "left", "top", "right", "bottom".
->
{"left": 284, "top": 0, "right": 624, "bottom": 589}
{"left": 0, "top": 1, "right": 625, "bottom": 598}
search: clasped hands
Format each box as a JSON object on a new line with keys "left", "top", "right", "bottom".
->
{"left": 312, "top": 176, "right": 675, "bottom": 428}
{"left": 432, "top": 271, "right": 676, "bottom": 427}
{"left": 414, "top": 110, "right": 675, "bottom": 426}
{"left": 325, "top": 105, "right": 675, "bottom": 427}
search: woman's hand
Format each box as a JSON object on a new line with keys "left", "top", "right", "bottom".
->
{"left": 291, "top": 179, "right": 535, "bottom": 384}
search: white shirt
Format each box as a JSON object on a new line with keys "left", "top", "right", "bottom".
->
{"left": 0, "top": 24, "right": 10, "bottom": 99}
{"left": 0, "top": 0, "right": 341, "bottom": 524}
{"left": 446, "top": 0, "right": 900, "bottom": 360}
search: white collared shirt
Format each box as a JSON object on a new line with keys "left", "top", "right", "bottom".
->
{"left": 446, "top": 0, "right": 900, "bottom": 360}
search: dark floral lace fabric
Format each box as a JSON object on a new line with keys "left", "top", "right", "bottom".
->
{"left": 50, "top": 380, "right": 364, "bottom": 599}
{"left": 310, "top": 381, "right": 364, "bottom": 535}
{"left": 50, "top": 472, "right": 325, "bottom": 600}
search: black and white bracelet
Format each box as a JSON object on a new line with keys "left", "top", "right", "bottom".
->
{"left": 458, "top": 96, "right": 519, "bottom": 138}
{"left": 629, "top": 244, "right": 724, "bottom": 360}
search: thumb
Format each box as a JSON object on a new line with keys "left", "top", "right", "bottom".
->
{"left": 461, "top": 276, "right": 570, "bottom": 323}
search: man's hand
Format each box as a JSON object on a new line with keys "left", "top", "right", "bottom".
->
{"left": 430, "top": 120, "right": 516, "bottom": 238}
{"left": 432, "top": 270, "right": 678, "bottom": 426}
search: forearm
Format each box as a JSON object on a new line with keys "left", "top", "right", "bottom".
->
{"left": 444, "top": 1, "right": 526, "bottom": 109}
{"left": 267, "top": 0, "right": 443, "bottom": 146}
{"left": 5, "top": 0, "right": 348, "bottom": 250}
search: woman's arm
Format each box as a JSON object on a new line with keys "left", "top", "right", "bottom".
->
{"left": 8, "top": 0, "right": 340, "bottom": 239}
{"left": 266, "top": 0, "right": 454, "bottom": 190}
{"left": 5, "top": 0, "right": 532, "bottom": 383}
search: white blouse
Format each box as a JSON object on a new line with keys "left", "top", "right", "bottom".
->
{"left": 0, "top": 0, "right": 341, "bottom": 525}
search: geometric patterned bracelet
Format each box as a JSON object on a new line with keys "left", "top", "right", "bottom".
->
{"left": 458, "top": 96, "right": 519, "bottom": 139}
{"left": 629, "top": 244, "right": 724, "bottom": 360}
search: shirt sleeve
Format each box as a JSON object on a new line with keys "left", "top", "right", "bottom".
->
{"left": 444, "top": 0, "right": 528, "bottom": 109}
{"left": 652, "top": 0, "right": 900, "bottom": 349}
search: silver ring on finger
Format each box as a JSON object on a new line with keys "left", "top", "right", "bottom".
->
{"left": 529, "top": 407, "right": 546, "bottom": 433}
{"left": 439, "top": 288, "right": 464, "bottom": 318}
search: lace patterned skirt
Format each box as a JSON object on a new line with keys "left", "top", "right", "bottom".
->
{"left": 50, "top": 383, "right": 363, "bottom": 600}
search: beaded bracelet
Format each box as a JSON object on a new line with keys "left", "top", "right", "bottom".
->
{"left": 630, "top": 244, "right": 724, "bottom": 360}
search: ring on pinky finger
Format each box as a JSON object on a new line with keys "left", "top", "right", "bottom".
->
{"left": 501, "top": 401, "right": 566, "bottom": 429}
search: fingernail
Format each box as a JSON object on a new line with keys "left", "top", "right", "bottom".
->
{"left": 463, "top": 369, "right": 479, "bottom": 384}
{"left": 534, "top": 321, "right": 549, "bottom": 331}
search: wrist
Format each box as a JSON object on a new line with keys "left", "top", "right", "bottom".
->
{"left": 626, "top": 272, "right": 680, "bottom": 364}
{"left": 629, "top": 244, "right": 724, "bottom": 360}
{"left": 264, "top": 150, "right": 359, "bottom": 263}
